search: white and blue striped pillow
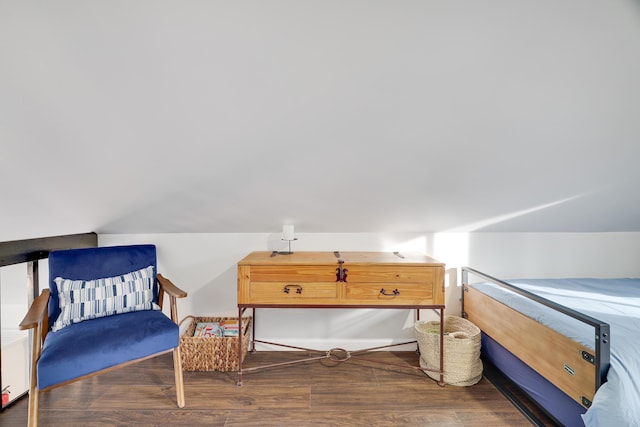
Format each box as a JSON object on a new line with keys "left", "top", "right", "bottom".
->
{"left": 51, "top": 265, "right": 160, "bottom": 332}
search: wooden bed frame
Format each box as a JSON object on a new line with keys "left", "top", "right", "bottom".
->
{"left": 461, "top": 267, "right": 610, "bottom": 418}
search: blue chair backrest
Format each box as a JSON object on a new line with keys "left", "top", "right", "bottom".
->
{"left": 47, "top": 244, "right": 158, "bottom": 329}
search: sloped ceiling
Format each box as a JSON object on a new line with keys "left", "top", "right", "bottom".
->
{"left": 2, "top": 1, "right": 640, "bottom": 241}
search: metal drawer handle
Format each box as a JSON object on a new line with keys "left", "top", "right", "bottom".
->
{"left": 380, "top": 288, "right": 400, "bottom": 296}
{"left": 283, "top": 284, "right": 303, "bottom": 294}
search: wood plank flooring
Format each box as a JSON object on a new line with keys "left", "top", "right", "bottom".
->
{"left": 0, "top": 351, "right": 557, "bottom": 426}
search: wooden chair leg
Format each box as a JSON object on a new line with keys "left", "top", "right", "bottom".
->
{"left": 27, "top": 324, "right": 42, "bottom": 427}
{"left": 173, "top": 346, "right": 185, "bottom": 408}
{"left": 27, "top": 386, "right": 39, "bottom": 427}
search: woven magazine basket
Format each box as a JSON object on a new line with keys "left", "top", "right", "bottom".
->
{"left": 414, "top": 315, "right": 483, "bottom": 386}
{"left": 179, "top": 316, "right": 251, "bottom": 372}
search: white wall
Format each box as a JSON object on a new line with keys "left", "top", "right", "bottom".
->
{"left": 3, "top": 232, "right": 638, "bottom": 352}
{"left": 99, "top": 232, "right": 640, "bottom": 350}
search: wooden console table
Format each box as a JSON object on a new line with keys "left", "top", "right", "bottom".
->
{"left": 236, "top": 251, "right": 445, "bottom": 386}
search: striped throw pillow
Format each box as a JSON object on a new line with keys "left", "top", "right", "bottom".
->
{"left": 51, "top": 265, "right": 159, "bottom": 332}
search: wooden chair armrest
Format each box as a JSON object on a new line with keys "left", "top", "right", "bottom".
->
{"left": 20, "top": 289, "right": 51, "bottom": 331}
{"left": 157, "top": 274, "right": 187, "bottom": 298}
{"left": 157, "top": 274, "right": 187, "bottom": 323}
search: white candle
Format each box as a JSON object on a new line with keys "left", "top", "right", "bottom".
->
{"left": 282, "top": 225, "right": 295, "bottom": 241}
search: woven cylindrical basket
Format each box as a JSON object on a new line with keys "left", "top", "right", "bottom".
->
{"left": 179, "top": 316, "right": 251, "bottom": 372}
{"left": 414, "top": 315, "right": 483, "bottom": 386}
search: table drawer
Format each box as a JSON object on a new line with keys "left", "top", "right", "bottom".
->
{"left": 345, "top": 283, "right": 435, "bottom": 305}
{"left": 250, "top": 266, "right": 336, "bottom": 282}
{"left": 248, "top": 282, "right": 338, "bottom": 304}
{"left": 345, "top": 266, "right": 435, "bottom": 283}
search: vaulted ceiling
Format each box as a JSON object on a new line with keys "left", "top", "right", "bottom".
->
{"left": 2, "top": 1, "right": 640, "bottom": 241}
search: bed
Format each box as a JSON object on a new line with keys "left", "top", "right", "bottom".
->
{"left": 461, "top": 267, "right": 640, "bottom": 427}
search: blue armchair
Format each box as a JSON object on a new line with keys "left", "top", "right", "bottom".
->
{"left": 19, "top": 244, "right": 187, "bottom": 426}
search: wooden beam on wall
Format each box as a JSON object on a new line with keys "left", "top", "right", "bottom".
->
{"left": 0, "top": 232, "right": 98, "bottom": 267}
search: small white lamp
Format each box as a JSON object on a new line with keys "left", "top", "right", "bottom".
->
{"left": 280, "top": 224, "right": 297, "bottom": 254}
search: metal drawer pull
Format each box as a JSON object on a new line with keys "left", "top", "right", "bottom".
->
{"left": 283, "top": 284, "right": 303, "bottom": 294}
{"left": 380, "top": 288, "right": 400, "bottom": 296}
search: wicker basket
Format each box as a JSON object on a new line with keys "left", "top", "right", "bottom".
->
{"left": 179, "top": 316, "right": 251, "bottom": 372}
{"left": 414, "top": 315, "right": 483, "bottom": 386}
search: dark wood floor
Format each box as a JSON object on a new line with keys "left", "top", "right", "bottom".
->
{"left": 0, "top": 351, "right": 556, "bottom": 426}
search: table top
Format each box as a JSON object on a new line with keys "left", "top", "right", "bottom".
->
{"left": 237, "top": 251, "right": 444, "bottom": 267}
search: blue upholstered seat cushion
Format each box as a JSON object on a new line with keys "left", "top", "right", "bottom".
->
{"left": 51, "top": 265, "right": 159, "bottom": 332}
{"left": 37, "top": 310, "right": 178, "bottom": 390}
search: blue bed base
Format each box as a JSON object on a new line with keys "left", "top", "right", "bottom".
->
{"left": 482, "top": 332, "right": 587, "bottom": 427}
